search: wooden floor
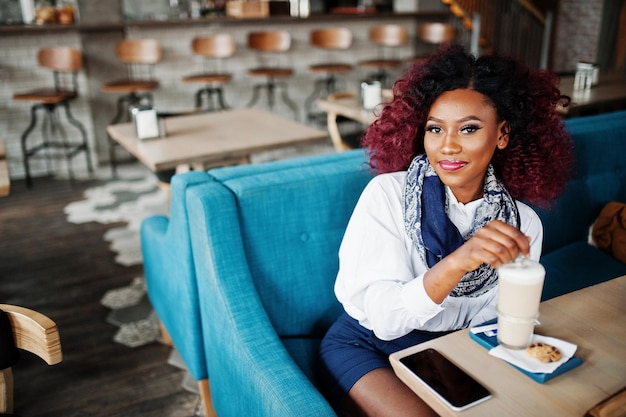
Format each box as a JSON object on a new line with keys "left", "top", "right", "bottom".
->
{"left": 0, "top": 175, "right": 201, "bottom": 416}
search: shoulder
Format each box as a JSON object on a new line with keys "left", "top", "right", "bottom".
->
{"left": 355, "top": 171, "right": 407, "bottom": 211}
{"left": 367, "top": 171, "right": 407, "bottom": 190}
{"left": 515, "top": 200, "right": 541, "bottom": 224}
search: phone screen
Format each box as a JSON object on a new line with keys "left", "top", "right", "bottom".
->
{"left": 399, "top": 348, "right": 492, "bottom": 411}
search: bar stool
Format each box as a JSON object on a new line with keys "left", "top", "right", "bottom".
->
{"left": 181, "top": 34, "right": 236, "bottom": 111}
{"left": 358, "top": 24, "right": 409, "bottom": 88}
{"left": 304, "top": 27, "right": 353, "bottom": 123}
{"left": 407, "top": 23, "right": 456, "bottom": 66}
{"left": 246, "top": 30, "right": 298, "bottom": 120}
{"left": 101, "top": 39, "right": 162, "bottom": 176}
{"left": 12, "top": 47, "right": 93, "bottom": 188}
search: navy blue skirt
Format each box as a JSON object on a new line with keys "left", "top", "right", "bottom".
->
{"left": 318, "top": 312, "right": 451, "bottom": 409}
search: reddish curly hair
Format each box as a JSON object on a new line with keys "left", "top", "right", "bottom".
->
{"left": 362, "top": 44, "right": 575, "bottom": 208}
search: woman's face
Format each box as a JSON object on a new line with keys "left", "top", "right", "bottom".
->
{"left": 423, "top": 88, "right": 508, "bottom": 204}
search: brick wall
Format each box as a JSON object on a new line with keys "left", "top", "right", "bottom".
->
{"left": 552, "top": 0, "right": 604, "bottom": 73}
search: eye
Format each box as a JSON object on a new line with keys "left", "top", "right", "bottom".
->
{"left": 460, "top": 124, "right": 481, "bottom": 134}
{"left": 425, "top": 124, "right": 442, "bottom": 134}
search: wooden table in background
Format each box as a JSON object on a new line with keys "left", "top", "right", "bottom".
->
{"left": 106, "top": 108, "right": 329, "bottom": 172}
{"left": 558, "top": 74, "right": 626, "bottom": 117}
{"left": 390, "top": 276, "right": 626, "bottom": 417}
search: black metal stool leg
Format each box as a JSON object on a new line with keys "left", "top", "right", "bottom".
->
{"left": 63, "top": 101, "right": 93, "bottom": 174}
{"left": 42, "top": 106, "right": 55, "bottom": 177}
{"left": 20, "top": 104, "right": 40, "bottom": 189}
{"left": 52, "top": 107, "right": 76, "bottom": 185}
{"left": 278, "top": 82, "right": 299, "bottom": 121}
{"left": 108, "top": 95, "right": 130, "bottom": 177}
{"left": 215, "top": 88, "right": 229, "bottom": 110}
{"left": 109, "top": 92, "right": 152, "bottom": 177}
{"left": 247, "top": 85, "right": 263, "bottom": 108}
{"left": 304, "top": 78, "right": 327, "bottom": 122}
{"left": 206, "top": 89, "right": 216, "bottom": 112}
{"left": 305, "top": 75, "right": 338, "bottom": 123}
{"left": 194, "top": 89, "right": 205, "bottom": 110}
{"left": 266, "top": 81, "right": 276, "bottom": 110}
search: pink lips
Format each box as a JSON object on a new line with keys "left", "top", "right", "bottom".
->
{"left": 438, "top": 160, "right": 467, "bottom": 171}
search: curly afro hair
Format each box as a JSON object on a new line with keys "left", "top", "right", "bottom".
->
{"left": 362, "top": 44, "right": 574, "bottom": 207}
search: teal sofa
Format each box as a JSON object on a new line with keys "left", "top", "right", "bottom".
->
{"left": 534, "top": 110, "right": 626, "bottom": 299}
{"left": 140, "top": 110, "right": 626, "bottom": 416}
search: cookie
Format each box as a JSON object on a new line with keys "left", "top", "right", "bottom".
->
{"left": 526, "top": 342, "right": 562, "bottom": 363}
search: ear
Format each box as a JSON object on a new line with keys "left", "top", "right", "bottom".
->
{"left": 497, "top": 121, "right": 510, "bottom": 150}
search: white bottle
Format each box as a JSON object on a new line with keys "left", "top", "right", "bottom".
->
{"left": 20, "top": 0, "right": 36, "bottom": 24}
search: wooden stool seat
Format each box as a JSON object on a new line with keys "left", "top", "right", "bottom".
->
{"left": 182, "top": 73, "right": 232, "bottom": 84}
{"left": 12, "top": 47, "right": 93, "bottom": 188}
{"left": 183, "top": 34, "right": 236, "bottom": 112}
{"left": 358, "top": 58, "right": 404, "bottom": 70}
{"left": 247, "top": 67, "right": 294, "bottom": 77}
{"left": 101, "top": 80, "right": 159, "bottom": 93}
{"left": 308, "top": 63, "right": 353, "bottom": 74}
{"left": 13, "top": 89, "right": 77, "bottom": 104}
{"left": 305, "top": 27, "right": 354, "bottom": 123}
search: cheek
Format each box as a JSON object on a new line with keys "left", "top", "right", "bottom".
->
{"left": 423, "top": 135, "right": 437, "bottom": 153}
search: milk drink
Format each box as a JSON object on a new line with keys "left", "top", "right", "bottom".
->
{"left": 496, "top": 258, "right": 545, "bottom": 349}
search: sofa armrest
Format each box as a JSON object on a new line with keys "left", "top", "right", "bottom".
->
{"left": 139, "top": 170, "right": 214, "bottom": 381}
{"left": 188, "top": 183, "right": 337, "bottom": 417}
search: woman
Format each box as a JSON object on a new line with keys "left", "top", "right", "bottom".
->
{"left": 318, "top": 45, "right": 574, "bottom": 417}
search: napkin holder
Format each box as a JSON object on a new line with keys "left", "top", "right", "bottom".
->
{"left": 132, "top": 106, "right": 163, "bottom": 140}
{"left": 469, "top": 319, "right": 583, "bottom": 383}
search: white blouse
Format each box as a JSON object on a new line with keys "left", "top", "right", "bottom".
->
{"left": 334, "top": 171, "right": 543, "bottom": 341}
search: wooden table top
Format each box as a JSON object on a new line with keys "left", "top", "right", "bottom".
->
{"left": 557, "top": 74, "right": 626, "bottom": 115}
{"left": 390, "top": 275, "right": 626, "bottom": 417}
{"left": 106, "top": 108, "right": 329, "bottom": 172}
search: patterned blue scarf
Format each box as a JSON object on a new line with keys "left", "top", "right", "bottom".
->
{"left": 403, "top": 154, "right": 519, "bottom": 297}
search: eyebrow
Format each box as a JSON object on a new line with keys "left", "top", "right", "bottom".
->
{"left": 427, "top": 115, "right": 483, "bottom": 123}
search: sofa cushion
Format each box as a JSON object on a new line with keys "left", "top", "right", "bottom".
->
{"left": 540, "top": 241, "right": 626, "bottom": 301}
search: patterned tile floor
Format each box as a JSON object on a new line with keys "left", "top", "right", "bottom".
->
{"left": 64, "top": 162, "right": 168, "bottom": 348}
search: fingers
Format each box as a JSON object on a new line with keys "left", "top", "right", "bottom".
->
{"left": 464, "top": 220, "right": 531, "bottom": 269}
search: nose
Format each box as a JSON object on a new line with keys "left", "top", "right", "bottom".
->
{"left": 440, "top": 131, "right": 461, "bottom": 154}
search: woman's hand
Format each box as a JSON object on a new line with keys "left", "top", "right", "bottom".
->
{"left": 423, "top": 220, "right": 530, "bottom": 303}
{"left": 455, "top": 219, "right": 531, "bottom": 271}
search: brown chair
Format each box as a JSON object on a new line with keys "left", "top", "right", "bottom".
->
{"left": 12, "top": 47, "right": 93, "bottom": 188}
{"left": 246, "top": 31, "right": 298, "bottom": 119}
{"left": 102, "top": 39, "right": 162, "bottom": 176}
{"left": 0, "top": 304, "right": 62, "bottom": 414}
{"left": 181, "top": 34, "right": 236, "bottom": 111}
{"left": 304, "top": 27, "right": 353, "bottom": 123}
{"left": 358, "top": 24, "right": 409, "bottom": 88}
{"left": 408, "top": 22, "right": 456, "bottom": 66}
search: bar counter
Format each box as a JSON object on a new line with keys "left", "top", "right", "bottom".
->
{"left": 1, "top": 11, "right": 453, "bottom": 181}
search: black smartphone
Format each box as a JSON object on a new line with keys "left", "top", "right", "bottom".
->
{"left": 398, "top": 348, "right": 492, "bottom": 411}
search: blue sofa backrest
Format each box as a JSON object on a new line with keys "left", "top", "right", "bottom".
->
{"left": 533, "top": 110, "right": 626, "bottom": 255}
{"left": 210, "top": 150, "right": 374, "bottom": 337}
